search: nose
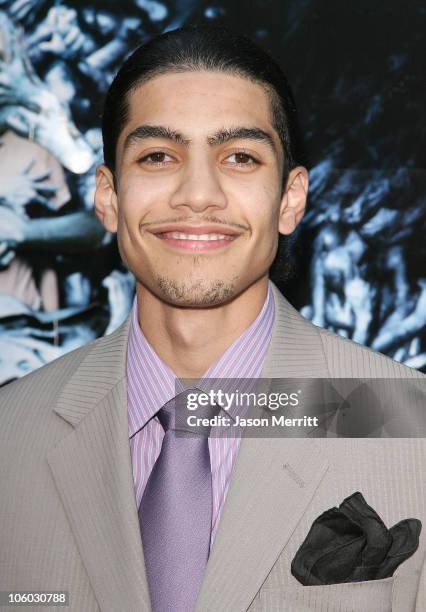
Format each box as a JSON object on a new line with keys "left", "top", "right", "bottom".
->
{"left": 168, "top": 154, "right": 227, "bottom": 213}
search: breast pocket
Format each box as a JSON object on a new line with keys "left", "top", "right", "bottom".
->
{"left": 254, "top": 576, "right": 394, "bottom": 612}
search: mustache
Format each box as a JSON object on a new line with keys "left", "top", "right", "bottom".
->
{"left": 140, "top": 215, "right": 249, "bottom": 232}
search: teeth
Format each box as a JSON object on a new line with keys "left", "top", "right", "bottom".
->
{"left": 162, "top": 232, "right": 234, "bottom": 241}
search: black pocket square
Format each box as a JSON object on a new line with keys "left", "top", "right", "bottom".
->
{"left": 291, "top": 491, "right": 421, "bottom": 586}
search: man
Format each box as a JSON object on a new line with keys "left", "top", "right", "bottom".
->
{"left": 0, "top": 25, "right": 425, "bottom": 612}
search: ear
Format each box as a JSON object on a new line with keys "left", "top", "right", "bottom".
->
{"left": 94, "top": 164, "right": 118, "bottom": 233}
{"left": 278, "top": 166, "right": 309, "bottom": 235}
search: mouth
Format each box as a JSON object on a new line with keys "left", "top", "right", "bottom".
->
{"left": 149, "top": 224, "right": 241, "bottom": 252}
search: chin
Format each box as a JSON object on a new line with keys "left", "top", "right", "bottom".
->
{"left": 155, "top": 276, "right": 239, "bottom": 308}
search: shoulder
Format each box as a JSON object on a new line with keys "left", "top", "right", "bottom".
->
{"left": 0, "top": 340, "right": 89, "bottom": 425}
{"left": 270, "top": 282, "right": 424, "bottom": 380}
{"left": 0, "top": 330, "right": 117, "bottom": 427}
{"left": 315, "top": 324, "right": 425, "bottom": 379}
{"left": 0, "top": 319, "right": 130, "bottom": 471}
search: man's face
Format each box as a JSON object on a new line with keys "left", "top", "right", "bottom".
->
{"left": 96, "top": 70, "right": 306, "bottom": 307}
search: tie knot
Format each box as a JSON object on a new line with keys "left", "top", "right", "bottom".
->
{"left": 158, "top": 388, "right": 220, "bottom": 436}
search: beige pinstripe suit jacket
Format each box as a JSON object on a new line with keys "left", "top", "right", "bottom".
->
{"left": 1, "top": 282, "right": 425, "bottom": 612}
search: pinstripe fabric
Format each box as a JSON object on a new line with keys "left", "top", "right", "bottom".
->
{"left": 0, "top": 280, "right": 425, "bottom": 612}
{"left": 127, "top": 280, "right": 274, "bottom": 544}
{"left": 250, "top": 577, "right": 395, "bottom": 612}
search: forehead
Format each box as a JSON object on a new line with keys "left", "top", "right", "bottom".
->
{"left": 118, "top": 71, "right": 276, "bottom": 146}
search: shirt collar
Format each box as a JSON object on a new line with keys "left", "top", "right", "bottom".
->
{"left": 127, "top": 281, "right": 275, "bottom": 438}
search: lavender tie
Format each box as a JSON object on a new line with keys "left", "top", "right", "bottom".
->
{"left": 138, "top": 390, "right": 216, "bottom": 612}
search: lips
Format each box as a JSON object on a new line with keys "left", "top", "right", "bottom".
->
{"left": 149, "top": 224, "right": 241, "bottom": 252}
{"left": 158, "top": 231, "right": 235, "bottom": 241}
{"left": 150, "top": 223, "right": 242, "bottom": 237}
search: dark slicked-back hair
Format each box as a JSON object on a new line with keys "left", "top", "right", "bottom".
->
{"left": 102, "top": 25, "right": 305, "bottom": 184}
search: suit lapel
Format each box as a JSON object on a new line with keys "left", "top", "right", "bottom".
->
{"left": 46, "top": 320, "right": 151, "bottom": 612}
{"left": 195, "top": 283, "right": 330, "bottom": 611}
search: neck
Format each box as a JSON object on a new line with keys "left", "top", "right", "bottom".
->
{"left": 135, "top": 276, "right": 269, "bottom": 378}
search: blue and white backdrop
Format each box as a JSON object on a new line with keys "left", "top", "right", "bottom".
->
{"left": 0, "top": 0, "right": 424, "bottom": 384}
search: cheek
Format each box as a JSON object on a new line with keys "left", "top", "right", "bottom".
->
{"left": 117, "top": 176, "right": 164, "bottom": 227}
{"left": 244, "top": 188, "right": 281, "bottom": 236}
{"left": 243, "top": 189, "right": 281, "bottom": 259}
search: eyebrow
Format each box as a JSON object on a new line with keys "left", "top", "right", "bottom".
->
{"left": 123, "top": 125, "right": 191, "bottom": 149}
{"left": 123, "top": 124, "right": 278, "bottom": 156}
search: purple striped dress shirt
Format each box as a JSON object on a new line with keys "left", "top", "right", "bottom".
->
{"left": 127, "top": 281, "right": 275, "bottom": 544}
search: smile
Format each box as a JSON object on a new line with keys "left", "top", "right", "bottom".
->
{"left": 160, "top": 232, "right": 235, "bottom": 241}
{"left": 154, "top": 231, "right": 238, "bottom": 251}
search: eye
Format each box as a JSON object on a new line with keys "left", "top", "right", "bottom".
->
{"left": 224, "top": 152, "right": 260, "bottom": 166}
{"left": 138, "top": 151, "right": 174, "bottom": 165}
